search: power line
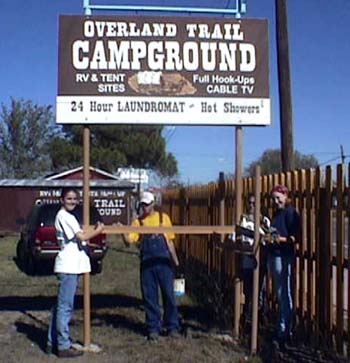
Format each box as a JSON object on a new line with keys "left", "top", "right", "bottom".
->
{"left": 165, "top": 127, "right": 177, "bottom": 144}
{"left": 319, "top": 155, "right": 350, "bottom": 166}
{"left": 163, "top": 126, "right": 176, "bottom": 144}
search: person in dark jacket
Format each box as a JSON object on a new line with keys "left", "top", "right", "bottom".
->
{"left": 240, "top": 193, "right": 268, "bottom": 324}
{"left": 267, "top": 185, "right": 301, "bottom": 345}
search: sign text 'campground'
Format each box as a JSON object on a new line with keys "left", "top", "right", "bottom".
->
{"left": 57, "top": 15, "right": 270, "bottom": 125}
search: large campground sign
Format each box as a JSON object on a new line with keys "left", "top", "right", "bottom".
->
{"left": 56, "top": 15, "right": 270, "bottom": 125}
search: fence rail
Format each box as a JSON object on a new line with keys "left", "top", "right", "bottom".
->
{"left": 162, "top": 163, "right": 350, "bottom": 357}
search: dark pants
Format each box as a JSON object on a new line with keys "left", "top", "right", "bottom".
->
{"left": 242, "top": 247, "right": 268, "bottom": 317}
{"left": 267, "top": 253, "right": 294, "bottom": 337}
{"left": 140, "top": 260, "right": 179, "bottom": 335}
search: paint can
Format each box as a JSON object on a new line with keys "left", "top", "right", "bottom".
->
{"left": 174, "top": 276, "right": 185, "bottom": 297}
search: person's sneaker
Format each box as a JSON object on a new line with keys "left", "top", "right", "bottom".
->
{"left": 45, "top": 344, "right": 53, "bottom": 355}
{"left": 147, "top": 332, "right": 159, "bottom": 342}
{"left": 57, "top": 346, "right": 84, "bottom": 358}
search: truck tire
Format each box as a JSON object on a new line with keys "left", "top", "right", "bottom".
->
{"left": 91, "top": 260, "right": 103, "bottom": 275}
{"left": 16, "top": 240, "right": 36, "bottom": 275}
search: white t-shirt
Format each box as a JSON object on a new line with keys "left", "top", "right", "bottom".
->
{"left": 54, "top": 208, "right": 91, "bottom": 274}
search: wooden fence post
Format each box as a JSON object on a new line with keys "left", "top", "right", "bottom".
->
{"left": 336, "top": 164, "right": 345, "bottom": 354}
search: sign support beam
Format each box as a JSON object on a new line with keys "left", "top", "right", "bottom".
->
{"left": 83, "top": 127, "right": 91, "bottom": 347}
{"left": 233, "top": 126, "right": 243, "bottom": 338}
{"left": 250, "top": 165, "right": 261, "bottom": 354}
{"left": 87, "top": 225, "right": 236, "bottom": 234}
{"left": 82, "top": 0, "right": 92, "bottom": 350}
{"left": 84, "top": 0, "right": 246, "bottom": 15}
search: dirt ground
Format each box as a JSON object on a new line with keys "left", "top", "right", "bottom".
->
{"left": 1, "top": 233, "right": 348, "bottom": 363}
{"left": 0, "top": 234, "right": 259, "bottom": 363}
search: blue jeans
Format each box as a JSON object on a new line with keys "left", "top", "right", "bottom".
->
{"left": 141, "top": 262, "right": 179, "bottom": 335}
{"left": 47, "top": 273, "right": 79, "bottom": 350}
{"left": 267, "top": 253, "right": 293, "bottom": 336}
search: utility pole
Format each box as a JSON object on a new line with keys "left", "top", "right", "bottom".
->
{"left": 340, "top": 145, "right": 345, "bottom": 163}
{"left": 276, "top": 0, "right": 294, "bottom": 171}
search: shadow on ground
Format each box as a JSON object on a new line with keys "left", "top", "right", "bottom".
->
{"left": 0, "top": 293, "right": 143, "bottom": 312}
{"left": 240, "top": 316, "right": 348, "bottom": 363}
{"left": 15, "top": 320, "right": 48, "bottom": 354}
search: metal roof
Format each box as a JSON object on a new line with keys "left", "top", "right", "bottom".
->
{"left": 45, "top": 166, "right": 120, "bottom": 180}
{"left": 0, "top": 179, "right": 135, "bottom": 189}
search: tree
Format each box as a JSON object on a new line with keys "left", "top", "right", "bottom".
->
{"left": 151, "top": 153, "right": 181, "bottom": 189}
{"left": 244, "top": 148, "right": 318, "bottom": 177}
{"left": 0, "top": 98, "right": 57, "bottom": 178}
{"left": 50, "top": 125, "right": 178, "bottom": 178}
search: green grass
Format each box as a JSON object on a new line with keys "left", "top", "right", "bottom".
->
{"left": 0, "top": 233, "right": 259, "bottom": 363}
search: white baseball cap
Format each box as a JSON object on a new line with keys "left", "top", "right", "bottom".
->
{"left": 140, "top": 191, "right": 155, "bottom": 205}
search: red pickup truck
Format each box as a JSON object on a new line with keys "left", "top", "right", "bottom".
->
{"left": 16, "top": 203, "right": 107, "bottom": 275}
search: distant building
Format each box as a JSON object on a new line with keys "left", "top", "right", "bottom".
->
{"left": 0, "top": 166, "right": 135, "bottom": 233}
{"left": 116, "top": 167, "right": 149, "bottom": 185}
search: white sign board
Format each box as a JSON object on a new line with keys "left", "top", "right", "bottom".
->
{"left": 116, "top": 168, "right": 149, "bottom": 183}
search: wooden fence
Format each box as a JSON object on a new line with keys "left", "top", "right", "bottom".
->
{"left": 162, "top": 163, "right": 350, "bottom": 356}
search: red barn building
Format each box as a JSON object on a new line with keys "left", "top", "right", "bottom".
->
{"left": 0, "top": 167, "right": 135, "bottom": 233}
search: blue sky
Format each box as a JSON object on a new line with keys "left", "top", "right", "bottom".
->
{"left": 1, "top": 0, "right": 349, "bottom": 184}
